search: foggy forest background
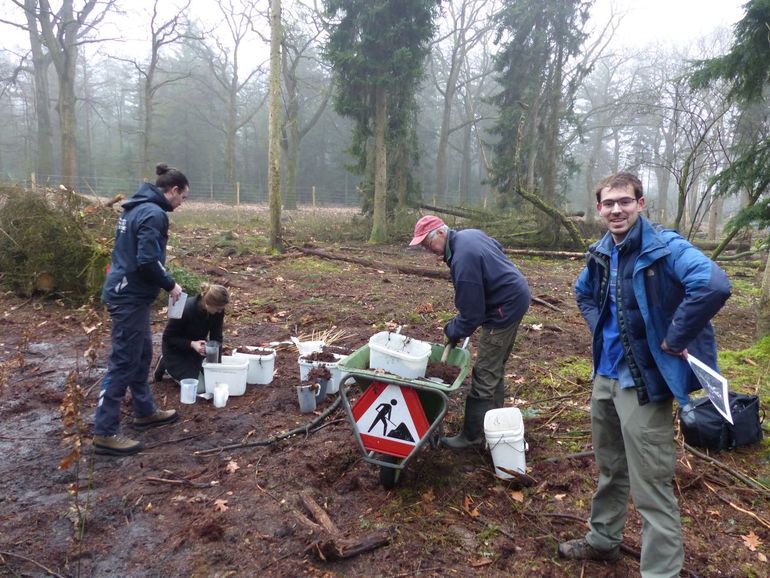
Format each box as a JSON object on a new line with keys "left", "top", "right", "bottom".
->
{"left": 0, "top": 0, "right": 766, "bottom": 242}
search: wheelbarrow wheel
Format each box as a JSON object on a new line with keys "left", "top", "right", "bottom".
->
{"left": 379, "top": 456, "right": 401, "bottom": 489}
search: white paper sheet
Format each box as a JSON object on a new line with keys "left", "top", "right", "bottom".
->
{"left": 687, "top": 354, "right": 733, "bottom": 424}
{"left": 168, "top": 291, "right": 188, "bottom": 319}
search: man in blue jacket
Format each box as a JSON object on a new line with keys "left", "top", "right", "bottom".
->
{"left": 92, "top": 163, "right": 189, "bottom": 456}
{"left": 410, "top": 215, "right": 531, "bottom": 449}
{"left": 558, "top": 172, "right": 731, "bottom": 576}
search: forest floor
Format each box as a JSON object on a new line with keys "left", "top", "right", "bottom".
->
{"left": 0, "top": 205, "right": 769, "bottom": 577}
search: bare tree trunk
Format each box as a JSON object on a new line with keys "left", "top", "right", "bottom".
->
{"left": 369, "top": 86, "right": 388, "bottom": 243}
{"left": 35, "top": 0, "right": 109, "bottom": 190}
{"left": 59, "top": 61, "right": 78, "bottom": 189}
{"left": 756, "top": 251, "right": 770, "bottom": 340}
{"left": 268, "top": 0, "right": 283, "bottom": 251}
{"left": 281, "top": 53, "right": 299, "bottom": 210}
{"left": 25, "top": 0, "right": 54, "bottom": 178}
{"left": 707, "top": 195, "right": 720, "bottom": 241}
{"left": 460, "top": 120, "right": 471, "bottom": 204}
{"left": 81, "top": 60, "right": 94, "bottom": 184}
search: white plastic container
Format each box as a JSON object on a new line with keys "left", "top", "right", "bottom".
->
{"left": 179, "top": 379, "right": 198, "bottom": 404}
{"left": 233, "top": 347, "right": 276, "bottom": 385}
{"left": 328, "top": 356, "right": 347, "bottom": 394}
{"left": 213, "top": 382, "right": 229, "bottom": 408}
{"left": 484, "top": 407, "right": 527, "bottom": 479}
{"left": 202, "top": 355, "right": 249, "bottom": 396}
{"left": 298, "top": 353, "right": 345, "bottom": 393}
{"left": 368, "top": 331, "right": 431, "bottom": 379}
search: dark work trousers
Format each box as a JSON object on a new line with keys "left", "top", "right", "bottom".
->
{"left": 468, "top": 320, "right": 521, "bottom": 407}
{"left": 94, "top": 302, "right": 157, "bottom": 436}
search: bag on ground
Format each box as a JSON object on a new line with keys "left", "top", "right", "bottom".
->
{"left": 679, "top": 392, "right": 763, "bottom": 450}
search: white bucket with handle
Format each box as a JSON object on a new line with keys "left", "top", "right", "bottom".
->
{"left": 484, "top": 407, "right": 527, "bottom": 479}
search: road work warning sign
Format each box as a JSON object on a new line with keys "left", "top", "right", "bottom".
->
{"left": 352, "top": 381, "right": 430, "bottom": 457}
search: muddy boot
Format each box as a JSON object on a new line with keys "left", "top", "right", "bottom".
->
{"left": 93, "top": 435, "right": 144, "bottom": 456}
{"left": 493, "top": 385, "right": 506, "bottom": 409}
{"left": 558, "top": 538, "right": 619, "bottom": 562}
{"left": 441, "top": 397, "right": 495, "bottom": 450}
{"left": 133, "top": 409, "right": 179, "bottom": 430}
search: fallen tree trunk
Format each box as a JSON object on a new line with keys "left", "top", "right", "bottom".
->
{"left": 294, "top": 246, "right": 563, "bottom": 312}
{"left": 414, "top": 201, "right": 489, "bottom": 220}
{"left": 505, "top": 248, "right": 585, "bottom": 260}
{"left": 296, "top": 246, "right": 449, "bottom": 279}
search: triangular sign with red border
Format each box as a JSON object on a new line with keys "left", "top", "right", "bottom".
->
{"left": 352, "top": 381, "right": 430, "bottom": 458}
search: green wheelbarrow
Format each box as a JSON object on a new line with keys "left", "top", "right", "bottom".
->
{"left": 337, "top": 339, "right": 471, "bottom": 489}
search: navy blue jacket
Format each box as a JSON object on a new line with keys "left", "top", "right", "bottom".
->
{"left": 102, "top": 183, "right": 176, "bottom": 305}
{"left": 444, "top": 229, "right": 531, "bottom": 341}
{"left": 162, "top": 294, "right": 224, "bottom": 380}
{"left": 575, "top": 217, "right": 731, "bottom": 404}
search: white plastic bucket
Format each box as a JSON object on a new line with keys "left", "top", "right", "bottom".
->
{"left": 202, "top": 355, "right": 249, "bottom": 396}
{"left": 233, "top": 347, "right": 276, "bottom": 385}
{"left": 298, "top": 353, "right": 344, "bottom": 393}
{"left": 368, "top": 331, "right": 431, "bottom": 379}
{"left": 484, "top": 407, "right": 526, "bottom": 479}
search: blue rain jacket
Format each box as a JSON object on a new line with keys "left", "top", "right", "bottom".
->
{"left": 575, "top": 217, "right": 731, "bottom": 404}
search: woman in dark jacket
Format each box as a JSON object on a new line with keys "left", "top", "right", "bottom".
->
{"left": 155, "top": 284, "right": 230, "bottom": 387}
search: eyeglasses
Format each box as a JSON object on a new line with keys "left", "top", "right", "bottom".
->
{"left": 600, "top": 197, "right": 637, "bottom": 210}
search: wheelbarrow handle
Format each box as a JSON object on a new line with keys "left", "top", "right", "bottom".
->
{"left": 441, "top": 336, "right": 470, "bottom": 363}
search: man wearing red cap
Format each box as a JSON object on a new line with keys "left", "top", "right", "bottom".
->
{"left": 410, "top": 215, "right": 531, "bottom": 448}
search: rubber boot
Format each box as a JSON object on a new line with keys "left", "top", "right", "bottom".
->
{"left": 493, "top": 384, "right": 505, "bottom": 409}
{"left": 441, "top": 397, "right": 496, "bottom": 450}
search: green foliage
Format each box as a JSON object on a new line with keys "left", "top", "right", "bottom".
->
{"left": 489, "top": 0, "right": 593, "bottom": 200}
{"left": 0, "top": 186, "right": 113, "bottom": 303}
{"left": 688, "top": 2, "right": 770, "bottom": 238}
{"left": 324, "top": 0, "right": 439, "bottom": 219}
{"left": 718, "top": 336, "right": 770, "bottom": 396}
{"left": 166, "top": 264, "right": 205, "bottom": 295}
{"left": 689, "top": 0, "right": 770, "bottom": 103}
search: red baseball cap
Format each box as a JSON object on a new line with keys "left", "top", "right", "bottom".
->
{"left": 409, "top": 215, "right": 446, "bottom": 246}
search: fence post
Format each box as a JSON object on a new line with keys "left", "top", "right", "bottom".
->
{"left": 312, "top": 185, "right": 316, "bottom": 209}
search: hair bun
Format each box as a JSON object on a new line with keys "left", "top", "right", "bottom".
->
{"left": 156, "top": 163, "right": 170, "bottom": 176}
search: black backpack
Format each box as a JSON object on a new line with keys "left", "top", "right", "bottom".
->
{"left": 679, "top": 393, "right": 763, "bottom": 450}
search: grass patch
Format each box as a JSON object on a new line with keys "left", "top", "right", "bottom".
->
{"left": 719, "top": 336, "right": 770, "bottom": 398}
{"left": 279, "top": 258, "right": 343, "bottom": 275}
{"left": 727, "top": 278, "right": 762, "bottom": 307}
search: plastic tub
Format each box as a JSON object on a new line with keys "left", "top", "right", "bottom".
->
{"left": 233, "top": 347, "right": 276, "bottom": 385}
{"left": 202, "top": 355, "right": 249, "bottom": 396}
{"left": 368, "top": 331, "right": 431, "bottom": 379}
{"left": 484, "top": 407, "right": 527, "bottom": 479}
{"left": 298, "top": 353, "right": 345, "bottom": 393}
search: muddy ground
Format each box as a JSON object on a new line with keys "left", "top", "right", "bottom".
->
{"left": 1, "top": 207, "right": 769, "bottom": 577}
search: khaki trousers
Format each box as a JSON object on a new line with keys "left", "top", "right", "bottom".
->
{"left": 586, "top": 375, "right": 683, "bottom": 578}
{"left": 468, "top": 320, "right": 521, "bottom": 405}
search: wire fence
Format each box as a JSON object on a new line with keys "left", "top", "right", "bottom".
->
{"left": 1, "top": 173, "right": 488, "bottom": 210}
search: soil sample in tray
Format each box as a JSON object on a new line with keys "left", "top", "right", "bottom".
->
{"left": 425, "top": 362, "right": 461, "bottom": 384}
{"left": 307, "top": 366, "right": 332, "bottom": 381}
{"left": 303, "top": 350, "right": 338, "bottom": 362}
